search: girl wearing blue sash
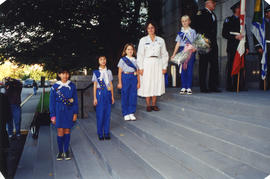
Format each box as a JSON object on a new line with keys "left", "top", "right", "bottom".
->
{"left": 117, "top": 43, "right": 140, "bottom": 121}
{"left": 171, "top": 15, "right": 197, "bottom": 95}
{"left": 50, "top": 69, "right": 78, "bottom": 161}
{"left": 92, "top": 56, "right": 115, "bottom": 140}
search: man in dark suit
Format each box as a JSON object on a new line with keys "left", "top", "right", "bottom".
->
{"left": 254, "top": 6, "right": 270, "bottom": 90}
{"left": 0, "top": 93, "right": 12, "bottom": 178}
{"left": 194, "top": 0, "right": 221, "bottom": 93}
{"left": 222, "top": 1, "right": 249, "bottom": 91}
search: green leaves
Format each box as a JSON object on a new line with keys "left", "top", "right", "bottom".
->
{"left": 0, "top": 0, "right": 150, "bottom": 72}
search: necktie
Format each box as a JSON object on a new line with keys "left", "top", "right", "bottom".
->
{"left": 210, "top": 11, "right": 215, "bottom": 21}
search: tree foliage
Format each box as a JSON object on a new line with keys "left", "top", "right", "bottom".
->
{"left": 0, "top": 0, "right": 152, "bottom": 72}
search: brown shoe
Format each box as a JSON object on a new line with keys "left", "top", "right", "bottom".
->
{"left": 151, "top": 106, "right": 160, "bottom": 111}
{"left": 146, "top": 106, "right": 152, "bottom": 112}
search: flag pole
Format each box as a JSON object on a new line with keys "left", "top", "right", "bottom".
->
{"left": 237, "top": 72, "right": 240, "bottom": 93}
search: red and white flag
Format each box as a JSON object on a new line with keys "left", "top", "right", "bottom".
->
{"left": 231, "top": 0, "right": 246, "bottom": 76}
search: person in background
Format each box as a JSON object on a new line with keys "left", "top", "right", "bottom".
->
{"left": 194, "top": 0, "right": 221, "bottom": 93}
{"left": 171, "top": 15, "right": 197, "bottom": 95}
{"left": 92, "top": 56, "right": 115, "bottom": 140}
{"left": 50, "top": 69, "right": 78, "bottom": 161}
{"left": 222, "top": 1, "right": 249, "bottom": 92}
{"left": 5, "top": 77, "right": 23, "bottom": 140}
{"left": 117, "top": 43, "right": 140, "bottom": 121}
{"left": 33, "top": 80, "right": 38, "bottom": 95}
{"left": 254, "top": 5, "right": 270, "bottom": 90}
{"left": 0, "top": 92, "right": 12, "bottom": 178}
{"left": 137, "top": 21, "right": 169, "bottom": 112}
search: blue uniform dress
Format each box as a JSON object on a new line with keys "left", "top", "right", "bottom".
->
{"left": 92, "top": 69, "right": 113, "bottom": 138}
{"left": 49, "top": 81, "right": 78, "bottom": 129}
{"left": 176, "top": 27, "right": 197, "bottom": 89}
{"left": 117, "top": 56, "right": 138, "bottom": 116}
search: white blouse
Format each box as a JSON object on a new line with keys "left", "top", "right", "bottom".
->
{"left": 137, "top": 35, "right": 169, "bottom": 70}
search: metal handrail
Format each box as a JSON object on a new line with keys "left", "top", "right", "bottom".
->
{"left": 76, "top": 83, "right": 93, "bottom": 118}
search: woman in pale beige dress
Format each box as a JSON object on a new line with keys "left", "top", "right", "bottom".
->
{"left": 137, "top": 21, "right": 169, "bottom": 112}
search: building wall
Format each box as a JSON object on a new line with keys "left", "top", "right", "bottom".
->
{"left": 162, "top": 0, "right": 262, "bottom": 88}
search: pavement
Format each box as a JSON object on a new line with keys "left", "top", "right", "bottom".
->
{"left": 5, "top": 87, "right": 49, "bottom": 179}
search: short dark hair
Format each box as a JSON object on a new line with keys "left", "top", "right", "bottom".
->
{"left": 145, "top": 20, "right": 158, "bottom": 34}
{"left": 57, "top": 68, "right": 70, "bottom": 74}
{"left": 57, "top": 68, "right": 71, "bottom": 80}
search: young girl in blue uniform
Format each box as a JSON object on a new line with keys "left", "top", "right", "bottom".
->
{"left": 92, "top": 56, "right": 115, "bottom": 140}
{"left": 171, "top": 15, "right": 197, "bottom": 95}
{"left": 50, "top": 69, "right": 78, "bottom": 160}
{"left": 117, "top": 43, "right": 140, "bottom": 121}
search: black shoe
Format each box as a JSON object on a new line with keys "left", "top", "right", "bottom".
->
{"left": 200, "top": 89, "right": 209, "bottom": 93}
{"left": 9, "top": 135, "right": 15, "bottom": 140}
{"left": 16, "top": 134, "right": 21, "bottom": 140}
{"left": 64, "top": 151, "right": 71, "bottom": 160}
{"left": 209, "top": 88, "right": 222, "bottom": 93}
{"left": 104, "top": 135, "right": 111, "bottom": 140}
{"left": 98, "top": 136, "right": 104, "bottom": 141}
{"left": 56, "top": 153, "right": 64, "bottom": 161}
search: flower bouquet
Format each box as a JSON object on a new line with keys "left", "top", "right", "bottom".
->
{"left": 193, "top": 34, "right": 211, "bottom": 54}
{"left": 171, "top": 34, "right": 211, "bottom": 66}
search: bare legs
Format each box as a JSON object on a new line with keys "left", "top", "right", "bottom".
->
{"left": 146, "top": 96, "right": 157, "bottom": 107}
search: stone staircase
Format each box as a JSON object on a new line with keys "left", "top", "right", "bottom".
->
{"left": 15, "top": 88, "right": 270, "bottom": 179}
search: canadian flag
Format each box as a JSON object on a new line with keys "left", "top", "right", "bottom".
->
{"left": 231, "top": 0, "right": 246, "bottom": 76}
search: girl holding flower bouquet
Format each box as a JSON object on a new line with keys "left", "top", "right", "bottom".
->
{"left": 171, "top": 15, "right": 197, "bottom": 95}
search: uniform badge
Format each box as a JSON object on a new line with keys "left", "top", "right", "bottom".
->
{"left": 68, "top": 98, "right": 74, "bottom": 103}
{"left": 197, "top": 11, "right": 202, "bottom": 15}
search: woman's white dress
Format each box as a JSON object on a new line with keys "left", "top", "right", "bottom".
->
{"left": 137, "top": 35, "right": 169, "bottom": 97}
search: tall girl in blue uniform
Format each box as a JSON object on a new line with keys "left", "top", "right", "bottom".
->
{"left": 117, "top": 43, "right": 140, "bottom": 121}
{"left": 171, "top": 15, "right": 197, "bottom": 95}
{"left": 50, "top": 69, "right": 78, "bottom": 160}
{"left": 92, "top": 56, "right": 115, "bottom": 140}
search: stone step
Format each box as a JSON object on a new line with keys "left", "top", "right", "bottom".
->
{"left": 69, "top": 123, "right": 112, "bottom": 179}
{"left": 135, "top": 96, "right": 270, "bottom": 142}
{"left": 166, "top": 88, "right": 270, "bottom": 105}
{"left": 168, "top": 92, "right": 270, "bottom": 121}
{"left": 50, "top": 126, "right": 80, "bottom": 179}
{"left": 155, "top": 100, "right": 270, "bottom": 148}
{"left": 162, "top": 93, "right": 270, "bottom": 129}
{"left": 15, "top": 131, "right": 38, "bottom": 179}
{"left": 104, "top": 116, "right": 203, "bottom": 179}
{"left": 78, "top": 117, "right": 159, "bottom": 179}
{"left": 32, "top": 126, "right": 54, "bottom": 179}
{"left": 111, "top": 103, "right": 269, "bottom": 178}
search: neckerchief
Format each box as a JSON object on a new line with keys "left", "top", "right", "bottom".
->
{"left": 178, "top": 31, "right": 191, "bottom": 44}
{"left": 99, "top": 67, "right": 109, "bottom": 86}
{"left": 56, "top": 80, "right": 71, "bottom": 90}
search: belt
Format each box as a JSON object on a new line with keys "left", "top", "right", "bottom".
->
{"left": 97, "top": 87, "right": 111, "bottom": 91}
{"left": 149, "top": 56, "right": 158, "bottom": 58}
{"left": 123, "top": 72, "right": 137, "bottom": 75}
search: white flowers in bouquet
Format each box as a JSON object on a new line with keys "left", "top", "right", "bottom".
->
{"left": 193, "top": 34, "right": 211, "bottom": 54}
{"left": 171, "top": 34, "right": 211, "bottom": 66}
